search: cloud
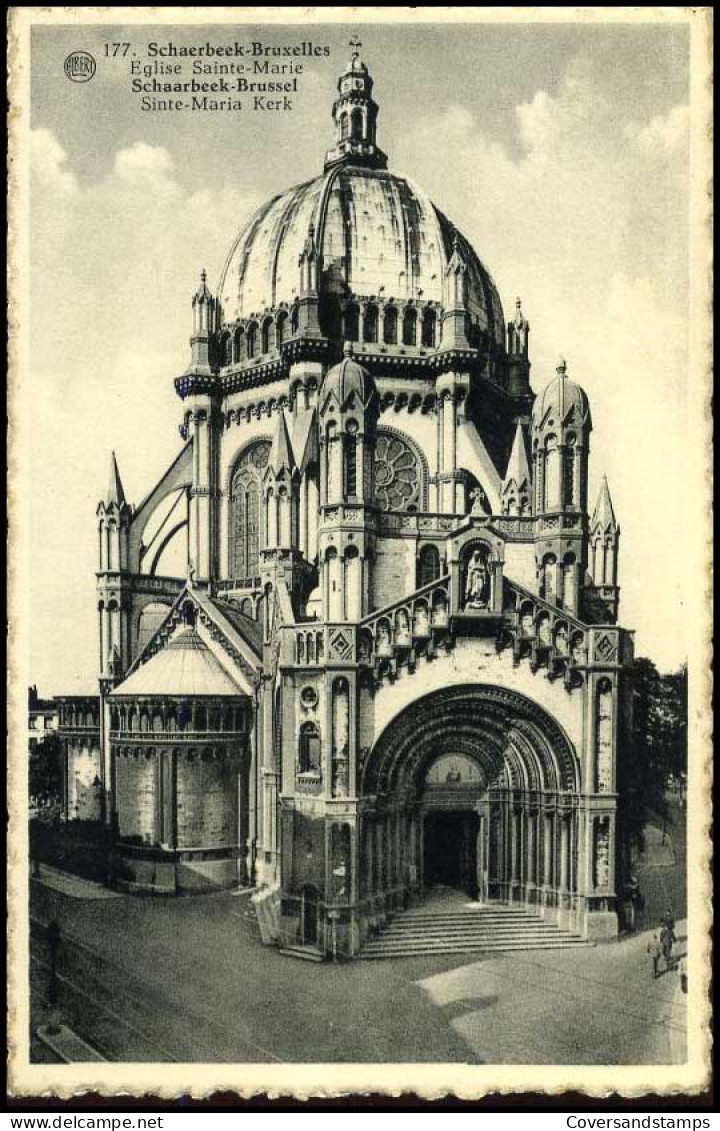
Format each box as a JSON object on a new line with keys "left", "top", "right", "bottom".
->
{"left": 30, "top": 128, "right": 78, "bottom": 194}
{"left": 113, "top": 141, "right": 177, "bottom": 191}
{"left": 624, "top": 104, "right": 690, "bottom": 155}
{"left": 27, "top": 128, "right": 263, "bottom": 692}
{"left": 394, "top": 66, "right": 690, "bottom": 671}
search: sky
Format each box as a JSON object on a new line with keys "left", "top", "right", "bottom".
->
{"left": 25, "top": 18, "right": 693, "bottom": 693}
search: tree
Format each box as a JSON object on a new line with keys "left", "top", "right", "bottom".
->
{"left": 29, "top": 731, "right": 63, "bottom": 808}
{"left": 617, "top": 657, "right": 688, "bottom": 870}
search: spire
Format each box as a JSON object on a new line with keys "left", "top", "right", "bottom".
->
{"left": 193, "top": 268, "right": 212, "bottom": 305}
{"left": 106, "top": 451, "right": 126, "bottom": 508}
{"left": 503, "top": 423, "right": 531, "bottom": 491}
{"left": 591, "top": 476, "right": 619, "bottom": 533}
{"left": 324, "top": 38, "right": 388, "bottom": 171}
{"left": 269, "top": 410, "right": 296, "bottom": 476}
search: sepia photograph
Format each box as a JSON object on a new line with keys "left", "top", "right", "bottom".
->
{"left": 7, "top": 5, "right": 712, "bottom": 1101}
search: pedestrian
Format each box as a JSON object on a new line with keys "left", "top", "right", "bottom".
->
{"left": 679, "top": 955, "right": 687, "bottom": 994}
{"left": 647, "top": 933, "right": 662, "bottom": 979}
{"left": 664, "top": 908, "right": 676, "bottom": 943}
{"left": 660, "top": 922, "right": 674, "bottom": 972}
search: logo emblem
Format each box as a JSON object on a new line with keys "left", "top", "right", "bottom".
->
{"left": 64, "top": 51, "right": 96, "bottom": 83}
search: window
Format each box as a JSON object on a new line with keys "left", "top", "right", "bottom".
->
{"left": 403, "top": 307, "right": 417, "bottom": 346}
{"left": 344, "top": 428, "right": 358, "bottom": 496}
{"left": 364, "top": 305, "right": 378, "bottom": 343}
{"left": 229, "top": 441, "right": 271, "bottom": 579}
{"left": 344, "top": 304, "right": 359, "bottom": 342}
{"left": 383, "top": 306, "right": 398, "bottom": 345}
{"left": 418, "top": 544, "right": 441, "bottom": 587}
{"left": 421, "top": 309, "right": 437, "bottom": 348}
{"left": 299, "top": 723, "right": 321, "bottom": 774}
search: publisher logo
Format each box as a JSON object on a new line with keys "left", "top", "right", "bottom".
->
{"left": 64, "top": 51, "right": 96, "bottom": 83}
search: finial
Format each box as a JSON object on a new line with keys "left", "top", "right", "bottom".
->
{"left": 200, "top": 268, "right": 207, "bottom": 284}
{"left": 343, "top": 340, "right": 354, "bottom": 358}
{"left": 349, "top": 33, "right": 362, "bottom": 55}
{"left": 556, "top": 357, "right": 567, "bottom": 376}
{"left": 516, "top": 297, "right": 522, "bottom": 309}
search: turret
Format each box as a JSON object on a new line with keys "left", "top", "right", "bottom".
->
{"left": 531, "top": 358, "right": 592, "bottom": 614}
{"left": 189, "top": 269, "right": 216, "bottom": 372}
{"left": 500, "top": 423, "right": 532, "bottom": 516}
{"left": 297, "top": 223, "right": 322, "bottom": 338}
{"left": 318, "top": 344, "right": 378, "bottom": 620}
{"left": 96, "top": 452, "right": 132, "bottom": 677}
{"left": 324, "top": 37, "right": 388, "bottom": 171}
{"left": 264, "top": 411, "right": 299, "bottom": 551}
{"left": 507, "top": 297, "right": 532, "bottom": 410}
{"left": 590, "top": 477, "right": 620, "bottom": 622}
{"left": 441, "top": 233, "right": 471, "bottom": 350}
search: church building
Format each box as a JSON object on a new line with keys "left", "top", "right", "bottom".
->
{"left": 57, "top": 44, "right": 633, "bottom": 957}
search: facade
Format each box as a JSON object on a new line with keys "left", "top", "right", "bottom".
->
{"left": 28, "top": 686, "right": 58, "bottom": 752}
{"left": 62, "top": 45, "right": 633, "bottom": 953}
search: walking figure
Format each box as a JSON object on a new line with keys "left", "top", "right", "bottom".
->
{"left": 663, "top": 908, "right": 676, "bottom": 943}
{"left": 647, "top": 933, "right": 662, "bottom": 979}
{"left": 660, "top": 921, "right": 674, "bottom": 972}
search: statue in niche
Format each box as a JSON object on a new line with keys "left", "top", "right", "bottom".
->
{"left": 464, "top": 549, "right": 490, "bottom": 608}
{"left": 555, "top": 623, "right": 569, "bottom": 655}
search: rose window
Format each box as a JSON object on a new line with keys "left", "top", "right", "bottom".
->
{"left": 374, "top": 431, "right": 421, "bottom": 511}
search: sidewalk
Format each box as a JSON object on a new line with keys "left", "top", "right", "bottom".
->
{"left": 31, "top": 863, "right": 122, "bottom": 901}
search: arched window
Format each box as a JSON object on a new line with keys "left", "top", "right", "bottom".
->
{"left": 340, "top": 112, "right": 349, "bottom": 140}
{"left": 229, "top": 441, "right": 271, "bottom": 580}
{"left": 383, "top": 306, "right": 398, "bottom": 345}
{"left": 563, "top": 434, "right": 576, "bottom": 507}
{"left": 233, "top": 326, "right": 244, "bottom": 363}
{"left": 290, "top": 304, "right": 299, "bottom": 336}
{"left": 421, "top": 309, "right": 437, "bottom": 348}
{"left": 275, "top": 311, "right": 287, "bottom": 349}
{"left": 299, "top": 723, "right": 321, "bottom": 774}
{"left": 403, "top": 307, "right": 417, "bottom": 346}
{"left": 418, "top": 544, "right": 441, "bottom": 588}
{"left": 364, "top": 304, "right": 378, "bottom": 343}
{"left": 350, "top": 108, "right": 363, "bottom": 141}
{"left": 246, "top": 322, "right": 258, "bottom": 358}
{"left": 221, "top": 333, "right": 232, "bottom": 366}
{"left": 344, "top": 422, "right": 358, "bottom": 496}
{"left": 261, "top": 318, "right": 272, "bottom": 354}
{"left": 344, "top": 303, "right": 359, "bottom": 342}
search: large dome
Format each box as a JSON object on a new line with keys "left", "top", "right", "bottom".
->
{"left": 215, "top": 44, "right": 506, "bottom": 353}
{"left": 217, "top": 166, "right": 505, "bottom": 348}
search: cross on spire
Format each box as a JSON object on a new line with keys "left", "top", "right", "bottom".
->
{"left": 349, "top": 34, "right": 362, "bottom": 53}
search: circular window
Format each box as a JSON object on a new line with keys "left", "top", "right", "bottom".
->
{"left": 301, "top": 686, "right": 318, "bottom": 708}
{"left": 374, "top": 432, "right": 421, "bottom": 511}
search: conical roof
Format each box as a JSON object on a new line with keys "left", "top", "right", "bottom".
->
{"left": 591, "top": 477, "right": 618, "bottom": 532}
{"left": 268, "top": 410, "right": 296, "bottom": 475}
{"left": 106, "top": 451, "right": 126, "bottom": 507}
{"left": 110, "top": 627, "right": 251, "bottom": 698}
{"left": 502, "top": 423, "right": 531, "bottom": 490}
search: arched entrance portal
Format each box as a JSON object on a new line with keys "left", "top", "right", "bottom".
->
{"left": 360, "top": 684, "right": 581, "bottom": 923}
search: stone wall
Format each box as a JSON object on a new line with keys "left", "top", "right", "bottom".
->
{"left": 176, "top": 754, "right": 238, "bottom": 848}
{"left": 115, "top": 751, "right": 157, "bottom": 843}
{"left": 66, "top": 739, "right": 103, "bottom": 821}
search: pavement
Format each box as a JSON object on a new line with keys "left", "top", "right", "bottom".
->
{"left": 30, "top": 877, "right": 687, "bottom": 1065}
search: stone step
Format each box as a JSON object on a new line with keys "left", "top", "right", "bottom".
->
{"left": 362, "top": 939, "right": 589, "bottom": 958}
{"left": 278, "top": 945, "right": 325, "bottom": 963}
{"left": 375, "top": 928, "right": 577, "bottom": 943}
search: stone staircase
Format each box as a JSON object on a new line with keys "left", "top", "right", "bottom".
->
{"left": 361, "top": 899, "right": 591, "bottom": 959}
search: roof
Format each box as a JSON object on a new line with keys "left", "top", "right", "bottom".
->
{"left": 216, "top": 166, "right": 505, "bottom": 346}
{"left": 591, "top": 477, "right": 619, "bottom": 532}
{"left": 532, "top": 359, "right": 592, "bottom": 431}
{"left": 502, "top": 423, "right": 531, "bottom": 490}
{"left": 110, "top": 627, "right": 251, "bottom": 698}
{"left": 208, "top": 597, "right": 264, "bottom": 655}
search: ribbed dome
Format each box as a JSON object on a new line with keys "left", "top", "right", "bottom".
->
{"left": 532, "top": 360, "right": 592, "bottom": 429}
{"left": 320, "top": 345, "right": 375, "bottom": 409}
{"left": 216, "top": 165, "right": 505, "bottom": 348}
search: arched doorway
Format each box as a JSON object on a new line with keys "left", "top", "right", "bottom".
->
{"left": 360, "top": 685, "right": 581, "bottom": 919}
